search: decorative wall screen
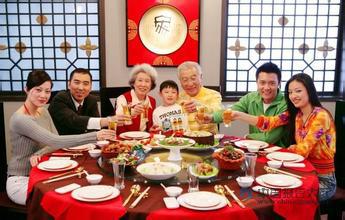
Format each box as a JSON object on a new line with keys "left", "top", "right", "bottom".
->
{"left": 0, "top": 0, "right": 100, "bottom": 93}
{"left": 223, "top": 0, "right": 342, "bottom": 96}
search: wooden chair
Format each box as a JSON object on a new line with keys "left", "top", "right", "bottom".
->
{"left": 0, "top": 103, "right": 27, "bottom": 218}
{"left": 100, "top": 87, "right": 131, "bottom": 117}
{"left": 319, "top": 100, "right": 345, "bottom": 219}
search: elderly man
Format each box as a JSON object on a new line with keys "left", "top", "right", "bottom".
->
{"left": 49, "top": 68, "right": 126, "bottom": 135}
{"left": 212, "top": 62, "right": 288, "bottom": 146}
{"left": 177, "top": 61, "right": 222, "bottom": 133}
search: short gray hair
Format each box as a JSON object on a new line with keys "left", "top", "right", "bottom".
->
{"left": 128, "top": 63, "right": 157, "bottom": 90}
{"left": 177, "top": 61, "right": 202, "bottom": 78}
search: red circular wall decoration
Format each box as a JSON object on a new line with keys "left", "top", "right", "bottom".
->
{"left": 126, "top": 0, "right": 200, "bottom": 67}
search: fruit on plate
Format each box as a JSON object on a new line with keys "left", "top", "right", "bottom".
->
{"left": 212, "top": 145, "right": 244, "bottom": 170}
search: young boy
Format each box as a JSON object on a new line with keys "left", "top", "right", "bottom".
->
{"left": 152, "top": 80, "right": 187, "bottom": 134}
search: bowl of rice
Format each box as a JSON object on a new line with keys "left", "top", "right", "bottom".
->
{"left": 136, "top": 162, "right": 181, "bottom": 180}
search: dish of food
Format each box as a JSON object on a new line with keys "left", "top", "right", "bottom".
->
{"left": 136, "top": 162, "right": 181, "bottom": 180}
{"left": 183, "top": 130, "right": 215, "bottom": 145}
{"left": 191, "top": 163, "right": 219, "bottom": 179}
{"left": 158, "top": 137, "right": 195, "bottom": 149}
{"left": 212, "top": 146, "right": 244, "bottom": 170}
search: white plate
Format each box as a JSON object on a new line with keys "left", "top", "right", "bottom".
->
{"left": 177, "top": 192, "right": 226, "bottom": 210}
{"left": 75, "top": 185, "right": 114, "bottom": 200}
{"left": 71, "top": 185, "right": 119, "bottom": 202}
{"left": 234, "top": 140, "right": 269, "bottom": 149}
{"left": 38, "top": 160, "right": 73, "bottom": 170}
{"left": 63, "top": 143, "right": 96, "bottom": 152}
{"left": 119, "top": 131, "right": 151, "bottom": 140}
{"left": 183, "top": 192, "right": 221, "bottom": 207}
{"left": 37, "top": 160, "right": 78, "bottom": 172}
{"left": 256, "top": 174, "right": 303, "bottom": 189}
{"left": 260, "top": 174, "right": 297, "bottom": 187}
{"left": 266, "top": 152, "right": 304, "bottom": 162}
{"left": 157, "top": 138, "right": 196, "bottom": 150}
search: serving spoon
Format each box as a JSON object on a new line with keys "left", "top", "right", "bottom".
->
{"left": 214, "top": 185, "right": 232, "bottom": 207}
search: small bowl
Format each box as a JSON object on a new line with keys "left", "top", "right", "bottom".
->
{"left": 96, "top": 140, "right": 110, "bottom": 148}
{"left": 236, "top": 176, "right": 254, "bottom": 188}
{"left": 246, "top": 145, "right": 260, "bottom": 153}
{"left": 165, "top": 186, "right": 183, "bottom": 197}
{"left": 267, "top": 160, "right": 282, "bottom": 169}
{"left": 153, "top": 134, "right": 166, "bottom": 140}
{"left": 86, "top": 174, "right": 103, "bottom": 185}
{"left": 88, "top": 149, "right": 102, "bottom": 158}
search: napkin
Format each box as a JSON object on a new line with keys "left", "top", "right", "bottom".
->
{"left": 263, "top": 146, "right": 282, "bottom": 153}
{"left": 252, "top": 186, "right": 279, "bottom": 196}
{"left": 49, "top": 156, "right": 71, "bottom": 160}
{"left": 283, "top": 162, "right": 306, "bottom": 168}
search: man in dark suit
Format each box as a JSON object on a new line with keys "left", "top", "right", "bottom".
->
{"left": 48, "top": 68, "right": 126, "bottom": 135}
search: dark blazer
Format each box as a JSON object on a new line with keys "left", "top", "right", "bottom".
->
{"left": 48, "top": 90, "right": 100, "bottom": 135}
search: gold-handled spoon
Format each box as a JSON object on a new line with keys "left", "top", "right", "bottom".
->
{"left": 123, "top": 184, "right": 140, "bottom": 206}
{"left": 214, "top": 185, "right": 232, "bottom": 207}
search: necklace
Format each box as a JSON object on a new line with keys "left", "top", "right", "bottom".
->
{"left": 302, "top": 108, "right": 314, "bottom": 126}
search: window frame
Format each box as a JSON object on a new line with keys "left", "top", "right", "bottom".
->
{"left": 0, "top": 0, "right": 106, "bottom": 102}
{"left": 219, "top": 0, "right": 345, "bottom": 101}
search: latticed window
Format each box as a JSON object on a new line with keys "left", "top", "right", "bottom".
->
{"left": 0, "top": 0, "right": 101, "bottom": 97}
{"left": 221, "top": 0, "right": 343, "bottom": 97}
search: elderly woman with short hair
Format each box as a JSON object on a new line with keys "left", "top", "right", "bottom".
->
{"left": 116, "top": 63, "right": 157, "bottom": 133}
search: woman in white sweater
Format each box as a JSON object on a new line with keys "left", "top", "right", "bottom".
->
{"left": 7, "top": 70, "right": 115, "bottom": 205}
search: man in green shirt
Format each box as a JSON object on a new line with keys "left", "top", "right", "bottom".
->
{"left": 214, "top": 62, "right": 288, "bottom": 147}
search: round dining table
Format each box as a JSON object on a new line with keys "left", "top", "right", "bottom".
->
{"left": 26, "top": 136, "right": 320, "bottom": 220}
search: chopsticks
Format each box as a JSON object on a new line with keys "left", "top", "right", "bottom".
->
{"left": 224, "top": 185, "right": 245, "bottom": 208}
{"left": 264, "top": 166, "right": 305, "bottom": 179}
{"left": 129, "top": 186, "right": 150, "bottom": 208}
{"left": 42, "top": 172, "right": 84, "bottom": 184}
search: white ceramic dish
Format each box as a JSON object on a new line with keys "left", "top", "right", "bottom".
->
{"left": 256, "top": 174, "right": 302, "bottom": 189}
{"left": 37, "top": 160, "right": 78, "bottom": 172}
{"left": 236, "top": 176, "right": 254, "bottom": 188}
{"left": 246, "top": 145, "right": 260, "bottom": 153}
{"left": 119, "top": 131, "right": 151, "bottom": 140}
{"left": 38, "top": 160, "right": 73, "bottom": 170}
{"left": 157, "top": 137, "right": 196, "bottom": 150}
{"left": 165, "top": 186, "right": 183, "bottom": 197}
{"left": 177, "top": 192, "right": 226, "bottom": 210}
{"left": 266, "top": 152, "right": 304, "bottom": 163}
{"left": 96, "top": 140, "right": 110, "bottom": 147}
{"left": 267, "top": 160, "right": 282, "bottom": 169}
{"left": 63, "top": 143, "right": 96, "bottom": 152}
{"left": 71, "top": 185, "right": 119, "bottom": 202}
{"left": 86, "top": 174, "right": 103, "bottom": 185}
{"left": 88, "top": 149, "right": 102, "bottom": 158}
{"left": 234, "top": 140, "right": 269, "bottom": 149}
{"left": 136, "top": 162, "right": 181, "bottom": 180}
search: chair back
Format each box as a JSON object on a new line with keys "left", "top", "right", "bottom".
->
{"left": 335, "top": 100, "right": 345, "bottom": 187}
{"left": 0, "top": 102, "right": 7, "bottom": 191}
{"left": 100, "top": 87, "right": 131, "bottom": 117}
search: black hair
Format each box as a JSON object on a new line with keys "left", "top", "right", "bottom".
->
{"left": 256, "top": 62, "right": 281, "bottom": 83}
{"left": 26, "top": 70, "right": 53, "bottom": 91}
{"left": 284, "top": 73, "right": 322, "bottom": 144}
{"left": 69, "top": 68, "right": 92, "bottom": 81}
{"left": 159, "top": 80, "right": 179, "bottom": 93}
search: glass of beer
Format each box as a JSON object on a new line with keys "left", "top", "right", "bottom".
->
{"left": 223, "top": 106, "right": 232, "bottom": 127}
{"left": 107, "top": 117, "right": 117, "bottom": 141}
{"left": 122, "top": 104, "right": 132, "bottom": 125}
{"left": 141, "top": 101, "right": 149, "bottom": 122}
{"left": 196, "top": 105, "right": 206, "bottom": 124}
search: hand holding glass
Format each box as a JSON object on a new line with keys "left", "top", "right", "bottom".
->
{"left": 223, "top": 107, "right": 233, "bottom": 127}
{"left": 107, "top": 117, "right": 117, "bottom": 141}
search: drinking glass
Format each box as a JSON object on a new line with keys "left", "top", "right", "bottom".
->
{"left": 187, "top": 163, "right": 199, "bottom": 192}
{"left": 112, "top": 161, "right": 126, "bottom": 190}
{"left": 107, "top": 117, "right": 117, "bottom": 141}
{"left": 141, "top": 101, "right": 149, "bottom": 122}
{"left": 244, "top": 153, "right": 257, "bottom": 180}
{"left": 122, "top": 104, "right": 133, "bottom": 125}
{"left": 196, "top": 105, "right": 206, "bottom": 124}
{"left": 222, "top": 105, "right": 232, "bottom": 127}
